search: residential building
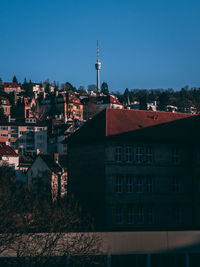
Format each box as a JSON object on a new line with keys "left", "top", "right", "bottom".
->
{"left": 54, "top": 92, "right": 83, "bottom": 122}
{"left": 4, "top": 82, "right": 22, "bottom": 94}
{"left": 83, "top": 95, "right": 123, "bottom": 120}
{"left": 0, "top": 96, "right": 11, "bottom": 117}
{"left": 27, "top": 154, "right": 67, "bottom": 200}
{"left": 0, "top": 119, "right": 48, "bottom": 154}
{"left": 67, "top": 108, "right": 199, "bottom": 230}
{"left": 0, "top": 142, "right": 19, "bottom": 170}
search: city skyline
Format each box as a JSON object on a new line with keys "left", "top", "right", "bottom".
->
{"left": 0, "top": 0, "right": 200, "bottom": 92}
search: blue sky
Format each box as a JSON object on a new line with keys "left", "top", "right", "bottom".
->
{"left": 0, "top": 0, "right": 200, "bottom": 92}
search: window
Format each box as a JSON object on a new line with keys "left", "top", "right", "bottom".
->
{"left": 125, "top": 146, "right": 133, "bottom": 163}
{"left": 146, "top": 176, "right": 153, "bottom": 193}
{"left": 37, "top": 127, "right": 44, "bottom": 131}
{"left": 125, "top": 175, "right": 133, "bottom": 193}
{"left": 115, "top": 146, "right": 122, "bottom": 162}
{"left": 136, "top": 145, "right": 153, "bottom": 164}
{"left": 0, "top": 126, "right": 8, "bottom": 130}
{"left": 126, "top": 206, "right": 134, "bottom": 224}
{"left": 135, "top": 177, "right": 144, "bottom": 193}
{"left": 172, "top": 176, "right": 180, "bottom": 193}
{"left": 136, "top": 146, "right": 144, "bottom": 163}
{"left": 135, "top": 207, "right": 144, "bottom": 224}
{"left": 146, "top": 147, "right": 153, "bottom": 164}
{"left": 115, "top": 175, "right": 122, "bottom": 193}
{"left": 172, "top": 147, "right": 179, "bottom": 164}
{"left": 11, "top": 134, "right": 18, "bottom": 138}
{"left": 115, "top": 206, "right": 123, "bottom": 224}
{"left": 27, "top": 127, "right": 34, "bottom": 131}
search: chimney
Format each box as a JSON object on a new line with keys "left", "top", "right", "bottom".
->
{"left": 54, "top": 153, "right": 59, "bottom": 164}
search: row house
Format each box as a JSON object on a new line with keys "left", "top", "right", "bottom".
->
{"left": 4, "top": 82, "right": 22, "bottom": 94}
{"left": 0, "top": 118, "right": 48, "bottom": 154}
{"left": 54, "top": 92, "right": 83, "bottom": 122}
{"left": 67, "top": 108, "right": 199, "bottom": 230}
{"left": 0, "top": 96, "right": 11, "bottom": 117}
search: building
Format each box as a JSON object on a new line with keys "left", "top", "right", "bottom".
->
{"left": 0, "top": 118, "right": 48, "bottom": 154}
{"left": 83, "top": 95, "right": 123, "bottom": 120}
{"left": 0, "top": 96, "right": 11, "bottom": 117}
{"left": 54, "top": 92, "right": 83, "bottom": 122}
{"left": 67, "top": 108, "right": 199, "bottom": 230}
{"left": 0, "top": 142, "right": 19, "bottom": 170}
{"left": 27, "top": 154, "right": 67, "bottom": 200}
{"left": 4, "top": 82, "right": 22, "bottom": 94}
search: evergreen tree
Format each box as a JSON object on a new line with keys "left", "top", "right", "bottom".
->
{"left": 158, "top": 92, "right": 169, "bottom": 111}
{"left": 12, "top": 76, "right": 18, "bottom": 84}
{"left": 101, "top": 82, "right": 109, "bottom": 95}
{"left": 139, "top": 94, "right": 147, "bottom": 110}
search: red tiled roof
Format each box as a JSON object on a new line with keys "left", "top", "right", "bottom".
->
{"left": 68, "top": 108, "right": 196, "bottom": 144}
{"left": 109, "top": 95, "right": 122, "bottom": 105}
{"left": 106, "top": 108, "right": 194, "bottom": 136}
{"left": 0, "top": 142, "right": 18, "bottom": 157}
{"left": 4, "top": 82, "right": 18, "bottom": 88}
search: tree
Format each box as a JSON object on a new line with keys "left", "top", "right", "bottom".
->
{"left": 0, "top": 107, "right": 6, "bottom": 119}
{"left": 139, "top": 94, "right": 147, "bottom": 110}
{"left": 0, "top": 78, "right": 3, "bottom": 93}
{"left": 12, "top": 76, "right": 18, "bottom": 84}
{"left": 0, "top": 166, "right": 101, "bottom": 266}
{"left": 101, "top": 82, "right": 109, "bottom": 95}
{"left": 22, "top": 79, "right": 34, "bottom": 98}
{"left": 158, "top": 92, "right": 169, "bottom": 111}
{"left": 124, "top": 88, "right": 130, "bottom": 104}
{"left": 61, "top": 82, "right": 76, "bottom": 92}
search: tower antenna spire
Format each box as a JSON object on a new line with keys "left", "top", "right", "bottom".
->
{"left": 97, "top": 40, "right": 99, "bottom": 61}
{"left": 95, "top": 40, "right": 101, "bottom": 94}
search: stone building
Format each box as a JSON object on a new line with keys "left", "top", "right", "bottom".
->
{"left": 67, "top": 108, "right": 200, "bottom": 230}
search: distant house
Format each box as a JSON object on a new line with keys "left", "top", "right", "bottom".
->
{"left": 4, "top": 82, "right": 22, "bottom": 94}
{"left": 0, "top": 142, "right": 19, "bottom": 170}
{"left": 27, "top": 154, "right": 67, "bottom": 200}
{"left": 54, "top": 92, "right": 83, "bottom": 122}
{"left": 83, "top": 95, "right": 123, "bottom": 120}
{"left": 0, "top": 96, "right": 11, "bottom": 117}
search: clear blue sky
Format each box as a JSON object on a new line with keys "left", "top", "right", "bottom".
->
{"left": 0, "top": 0, "right": 200, "bottom": 92}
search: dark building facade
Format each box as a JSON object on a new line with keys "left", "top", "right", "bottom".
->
{"left": 67, "top": 108, "right": 200, "bottom": 230}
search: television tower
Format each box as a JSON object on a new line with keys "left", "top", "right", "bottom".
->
{"left": 95, "top": 40, "right": 101, "bottom": 93}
